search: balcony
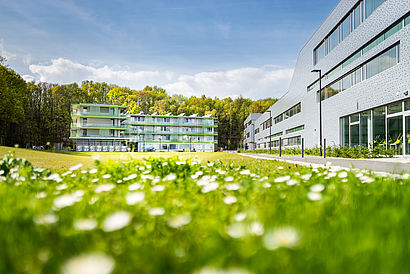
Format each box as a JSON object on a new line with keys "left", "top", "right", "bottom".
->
{"left": 123, "top": 118, "right": 216, "bottom": 127}
{"left": 71, "top": 110, "right": 127, "bottom": 118}
{"left": 71, "top": 123, "right": 127, "bottom": 130}
{"left": 124, "top": 129, "right": 217, "bottom": 136}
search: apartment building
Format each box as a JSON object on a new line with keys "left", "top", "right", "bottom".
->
{"left": 244, "top": 0, "right": 410, "bottom": 156}
{"left": 70, "top": 103, "right": 218, "bottom": 152}
{"left": 243, "top": 113, "right": 261, "bottom": 150}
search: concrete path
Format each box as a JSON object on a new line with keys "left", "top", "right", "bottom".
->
{"left": 238, "top": 153, "right": 410, "bottom": 174}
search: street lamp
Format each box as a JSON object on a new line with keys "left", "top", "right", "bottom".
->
{"left": 266, "top": 110, "right": 272, "bottom": 154}
{"left": 311, "top": 69, "right": 323, "bottom": 157}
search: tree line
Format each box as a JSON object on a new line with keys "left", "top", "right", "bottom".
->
{"left": 0, "top": 62, "right": 276, "bottom": 150}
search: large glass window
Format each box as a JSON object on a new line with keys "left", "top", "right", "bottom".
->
{"left": 353, "top": 4, "right": 362, "bottom": 29}
{"left": 366, "top": 46, "right": 397, "bottom": 79}
{"left": 350, "top": 114, "right": 359, "bottom": 123}
{"left": 343, "top": 51, "right": 361, "bottom": 68}
{"left": 406, "top": 14, "right": 410, "bottom": 26}
{"left": 365, "top": 0, "right": 386, "bottom": 19}
{"left": 373, "top": 106, "right": 386, "bottom": 145}
{"left": 314, "top": 42, "right": 325, "bottom": 65}
{"left": 362, "top": 35, "right": 384, "bottom": 54}
{"left": 353, "top": 68, "right": 362, "bottom": 85}
{"left": 387, "top": 116, "right": 403, "bottom": 155}
{"left": 360, "top": 111, "right": 371, "bottom": 147}
{"left": 350, "top": 124, "right": 359, "bottom": 147}
{"left": 328, "top": 27, "right": 340, "bottom": 52}
{"left": 341, "top": 14, "right": 352, "bottom": 41}
{"left": 342, "top": 73, "right": 352, "bottom": 91}
{"left": 327, "top": 80, "right": 341, "bottom": 98}
{"left": 406, "top": 116, "right": 410, "bottom": 155}
{"left": 341, "top": 117, "right": 349, "bottom": 147}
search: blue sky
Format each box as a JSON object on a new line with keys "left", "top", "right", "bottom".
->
{"left": 0, "top": 0, "right": 338, "bottom": 99}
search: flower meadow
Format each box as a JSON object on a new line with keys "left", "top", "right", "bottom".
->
{"left": 0, "top": 154, "right": 410, "bottom": 274}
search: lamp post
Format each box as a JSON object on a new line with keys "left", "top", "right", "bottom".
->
{"left": 266, "top": 110, "right": 272, "bottom": 154}
{"left": 311, "top": 69, "right": 323, "bottom": 157}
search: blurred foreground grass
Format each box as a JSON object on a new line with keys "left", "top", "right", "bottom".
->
{"left": 0, "top": 149, "right": 409, "bottom": 273}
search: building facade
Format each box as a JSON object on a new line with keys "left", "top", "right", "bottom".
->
{"left": 244, "top": 0, "right": 410, "bottom": 156}
{"left": 70, "top": 103, "right": 218, "bottom": 152}
{"left": 243, "top": 113, "right": 261, "bottom": 150}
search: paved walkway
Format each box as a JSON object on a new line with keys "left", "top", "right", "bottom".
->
{"left": 238, "top": 153, "right": 410, "bottom": 174}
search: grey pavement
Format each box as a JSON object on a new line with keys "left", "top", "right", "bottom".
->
{"left": 238, "top": 153, "right": 410, "bottom": 174}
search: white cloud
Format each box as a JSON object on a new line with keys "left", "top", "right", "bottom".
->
{"left": 28, "top": 58, "right": 293, "bottom": 99}
{"left": 0, "top": 40, "right": 17, "bottom": 62}
{"left": 164, "top": 67, "right": 293, "bottom": 99}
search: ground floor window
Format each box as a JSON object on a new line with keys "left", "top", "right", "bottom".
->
{"left": 340, "top": 99, "right": 410, "bottom": 155}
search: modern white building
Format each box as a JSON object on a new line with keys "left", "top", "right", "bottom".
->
{"left": 244, "top": 0, "right": 410, "bottom": 156}
{"left": 244, "top": 113, "right": 261, "bottom": 150}
{"left": 70, "top": 103, "right": 218, "bottom": 152}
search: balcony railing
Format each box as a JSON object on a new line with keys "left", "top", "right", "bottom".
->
{"left": 71, "top": 123, "right": 127, "bottom": 129}
{"left": 72, "top": 110, "right": 127, "bottom": 118}
{"left": 124, "top": 130, "right": 217, "bottom": 135}
{"left": 123, "top": 119, "right": 216, "bottom": 127}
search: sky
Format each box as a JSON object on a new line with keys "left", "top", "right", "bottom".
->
{"left": 0, "top": 0, "right": 339, "bottom": 99}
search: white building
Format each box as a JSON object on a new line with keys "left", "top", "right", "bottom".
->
{"left": 244, "top": 0, "right": 410, "bottom": 156}
{"left": 70, "top": 104, "right": 218, "bottom": 152}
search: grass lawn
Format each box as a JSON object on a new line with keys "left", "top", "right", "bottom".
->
{"left": 0, "top": 147, "right": 409, "bottom": 273}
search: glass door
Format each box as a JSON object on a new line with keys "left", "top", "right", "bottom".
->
{"left": 406, "top": 116, "right": 410, "bottom": 155}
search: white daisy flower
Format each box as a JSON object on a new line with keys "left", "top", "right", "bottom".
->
{"left": 164, "top": 173, "right": 177, "bottom": 181}
{"left": 33, "top": 213, "right": 58, "bottom": 225}
{"left": 95, "top": 184, "right": 115, "bottom": 193}
{"left": 263, "top": 183, "right": 272, "bottom": 188}
{"left": 310, "top": 184, "right": 325, "bottom": 193}
{"left": 263, "top": 226, "right": 299, "bottom": 250}
{"left": 307, "top": 192, "right": 322, "bottom": 201}
{"left": 69, "top": 164, "right": 83, "bottom": 171}
{"left": 286, "top": 179, "right": 298, "bottom": 186}
{"left": 168, "top": 214, "right": 191, "bottom": 228}
{"left": 74, "top": 218, "right": 97, "bottom": 231}
{"left": 223, "top": 196, "right": 237, "bottom": 204}
{"left": 151, "top": 185, "right": 165, "bottom": 192}
{"left": 91, "top": 178, "right": 99, "bottom": 183}
{"left": 249, "top": 221, "right": 264, "bottom": 236}
{"left": 102, "top": 211, "right": 131, "bottom": 232}
{"left": 240, "top": 170, "right": 251, "bottom": 175}
{"left": 56, "top": 184, "right": 67, "bottom": 191}
{"left": 61, "top": 253, "right": 114, "bottom": 274}
{"left": 128, "top": 183, "right": 142, "bottom": 191}
{"left": 89, "top": 169, "right": 98, "bottom": 174}
{"left": 224, "top": 176, "right": 234, "bottom": 182}
{"left": 225, "top": 183, "right": 240, "bottom": 191}
{"left": 338, "top": 171, "right": 348, "bottom": 178}
{"left": 54, "top": 194, "right": 82, "bottom": 209}
{"left": 202, "top": 182, "right": 219, "bottom": 193}
{"left": 149, "top": 207, "right": 165, "bottom": 216}
{"left": 274, "top": 176, "right": 291, "bottom": 183}
{"left": 102, "top": 174, "right": 111, "bottom": 179}
{"left": 226, "top": 223, "right": 246, "bottom": 238}
{"left": 126, "top": 192, "right": 145, "bottom": 205}
{"left": 234, "top": 212, "right": 246, "bottom": 222}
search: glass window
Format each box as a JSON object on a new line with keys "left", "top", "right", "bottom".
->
{"left": 100, "top": 107, "right": 109, "bottom": 113}
{"left": 350, "top": 124, "right": 359, "bottom": 147}
{"left": 341, "top": 117, "right": 349, "bottom": 147}
{"left": 388, "top": 102, "right": 402, "bottom": 115}
{"left": 341, "top": 14, "right": 352, "bottom": 41}
{"left": 83, "top": 118, "right": 87, "bottom": 125}
{"left": 328, "top": 27, "right": 340, "bottom": 52}
{"left": 406, "top": 14, "right": 410, "bottom": 26}
{"left": 360, "top": 111, "right": 371, "bottom": 147}
{"left": 342, "top": 73, "right": 352, "bottom": 91}
{"left": 405, "top": 100, "right": 410, "bottom": 111}
{"left": 327, "top": 65, "right": 342, "bottom": 79}
{"left": 387, "top": 115, "right": 403, "bottom": 155}
{"left": 350, "top": 114, "right": 359, "bottom": 123}
{"left": 343, "top": 51, "right": 361, "bottom": 68}
{"left": 406, "top": 116, "right": 410, "bottom": 155}
{"left": 384, "top": 22, "right": 402, "bottom": 40}
{"left": 327, "top": 80, "right": 341, "bottom": 98}
{"left": 314, "top": 42, "right": 325, "bottom": 65}
{"left": 362, "top": 35, "right": 384, "bottom": 54}
{"left": 365, "top": 0, "right": 386, "bottom": 19}
{"left": 353, "top": 4, "right": 362, "bottom": 29}
{"left": 353, "top": 68, "right": 362, "bottom": 85}
{"left": 373, "top": 106, "right": 386, "bottom": 145}
{"left": 379, "top": 46, "right": 397, "bottom": 72}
